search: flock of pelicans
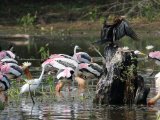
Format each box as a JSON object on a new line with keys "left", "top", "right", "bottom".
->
{"left": 0, "top": 45, "right": 104, "bottom": 104}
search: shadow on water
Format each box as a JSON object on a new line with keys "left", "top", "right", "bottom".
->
{"left": 0, "top": 28, "right": 160, "bottom": 120}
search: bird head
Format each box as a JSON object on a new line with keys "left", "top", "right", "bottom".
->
{"left": 22, "top": 62, "right": 32, "bottom": 80}
{"left": 75, "top": 45, "right": 81, "bottom": 50}
{"left": 22, "top": 62, "right": 32, "bottom": 69}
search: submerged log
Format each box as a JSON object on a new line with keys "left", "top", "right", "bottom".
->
{"left": 94, "top": 44, "right": 150, "bottom": 105}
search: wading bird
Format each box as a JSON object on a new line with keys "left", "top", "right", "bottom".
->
{"left": 148, "top": 51, "right": 160, "bottom": 65}
{"left": 148, "top": 73, "right": 160, "bottom": 105}
{"left": 20, "top": 64, "right": 45, "bottom": 104}
{"left": 0, "top": 50, "right": 15, "bottom": 60}
{"left": 93, "top": 16, "right": 139, "bottom": 44}
{"left": 49, "top": 45, "right": 92, "bottom": 64}
{"left": 147, "top": 52, "right": 160, "bottom": 105}
{"left": 42, "top": 57, "right": 79, "bottom": 75}
{"left": 73, "top": 45, "right": 92, "bottom": 63}
{"left": 76, "top": 62, "right": 103, "bottom": 93}
{"left": 79, "top": 63, "right": 103, "bottom": 77}
{"left": 0, "top": 74, "right": 11, "bottom": 104}
{"left": 55, "top": 67, "right": 74, "bottom": 92}
{"left": 42, "top": 57, "right": 80, "bottom": 92}
{"left": 0, "top": 61, "right": 31, "bottom": 80}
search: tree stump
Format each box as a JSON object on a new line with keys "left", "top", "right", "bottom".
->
{"left": 94, "top": 44, "right": 150, "bottom": 105}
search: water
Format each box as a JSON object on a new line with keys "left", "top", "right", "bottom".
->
{"left": 0, "top": 27, "right": 160, "bottom": 119}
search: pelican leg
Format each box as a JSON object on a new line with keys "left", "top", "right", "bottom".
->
{"left": 0, "top": 91, "right": 8, "bottom": 105}
{"left": 75, "top": 77, "right": 86, "bottom": 94}
{"left": 55, "top": 81, "right": 64, "bottom": 92}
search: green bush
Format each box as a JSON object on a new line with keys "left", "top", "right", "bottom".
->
{"left": 18, "top": 13, "right": 36, "bottom": 26}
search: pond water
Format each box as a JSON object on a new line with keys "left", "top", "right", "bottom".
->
{"left": 0, "top": 27, "right": 160, "bottom": 120}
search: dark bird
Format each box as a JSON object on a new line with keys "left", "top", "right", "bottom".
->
{"left": 94, "top": 16, "right": 139, "bottom": 44}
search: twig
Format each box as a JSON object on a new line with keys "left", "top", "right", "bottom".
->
{"left": 92, "top": 45, "right": 105, "bottom": 59}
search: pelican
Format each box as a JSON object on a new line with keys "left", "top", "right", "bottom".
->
{"left": 0, "top": 74, "right": 11, "bottom": 104}
{"left": 0, "top": 50, "right": 15, "bottom": 60}
{"left": 1, "top": 58, "right": 18, "bottom": 64}
{"left": 42, "top": 57, "right": 79, "bottom": 75}
{"left": 49, "top": 45, "right": 92, "bottom": 64}
{"left": 147, "top": 52, "right": 160, "bottom": 105}
{"left": 79, "top": 63, "right": 103, "bottom": 77}
{"left": 42, "top": 57, "right": 80, "bottom": 92}
{"left": 148, "top": 74, "right": 160, "bottom": 105}
{"left": 55, "top": 67, "right": 74, "bottom": 92}
{"left": 149, "top": 51, "right": 160, "bottom": 61}
{"left": 73, "top": 45, "right": 92, "bottom": 63}
{"left": 148, "top": 51, "right": 160, "bottom": 65}
{"left": 93, "top": 16, "right": 139, "bottom": 44}
{"left": 0, "top": 61, "right": 31, "bottom": 80}
{"left": 77, "top": 63, "right": 103, "bottom": 93}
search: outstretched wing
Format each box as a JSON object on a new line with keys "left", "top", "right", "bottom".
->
{"left": 115, "top": 20, "right": 139, "bottom": 40}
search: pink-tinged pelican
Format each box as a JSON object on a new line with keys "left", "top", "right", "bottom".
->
{"left": 148, "top": 72, "right": 160, "bottom": 106}
{"left": 49, "top": 45, "right": 92, "bottom": 64}
{"left": 149, "top": 51, "right": 160, "bottom": 65}
{"left": 0, "top": 74, "right": 10, "bottom": 104}
{"left": 147, "top": 51, "right": 160, "bottom": 105}
{"left": 55, "top": 67, "right": 74, "bottom": 92}
{"left": 79, "top": 63, "right": 103, "bottom": 77}
{"left": 76, "top": 63, "right": 103, "bottom": 93}
{"left": 73, "top": 45, "right": 92, "bottom": 63}
{"left": 0, "top": 61, "right": 31, "bottom": 80}
{"left": 42, "top": 57, "right": 79, "bottom": 75}
{"left": 42, "top": 57, "right": 79, "bottom": 92}
{"left": 0, "top": 50, "right": 15, "bottom": 60}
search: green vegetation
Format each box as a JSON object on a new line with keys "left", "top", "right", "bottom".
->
{"left": 18, "top": 13, "right": 37, "bottom": 27}
{"left": 0, "top": 0, "right": 160, "bottom": 25}
{"left": 39, "top": 43, "right": 50, "bottom": 60}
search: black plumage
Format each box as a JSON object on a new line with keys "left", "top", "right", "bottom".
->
{"left": 94, "top": 17, "right": 139, "bottom": 44}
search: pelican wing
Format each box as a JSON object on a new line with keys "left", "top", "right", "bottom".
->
{"left": 149, "top": 51, "right": 160, "bottom": 60}
{"left": 56, "top": 68, "right": 73, "bottom": 79}
{"left": 1, "top": 58, "right": 18, "bottom": 64}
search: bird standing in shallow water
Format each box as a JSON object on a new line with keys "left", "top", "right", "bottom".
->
{"left": 148, "top": 73, "right": 160, "bottom": 106}
{"left": 20, "top": 62, "right": 46, "bottom": 104}
{"left": 147, "top": 51, "right": 160, "bottom": 105}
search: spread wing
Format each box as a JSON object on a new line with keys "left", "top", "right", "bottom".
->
{"left": 115, "top": 20, "right": 139, "bottom": 40}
